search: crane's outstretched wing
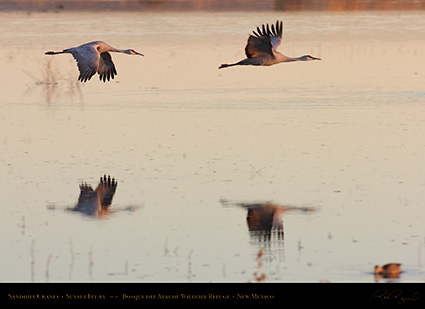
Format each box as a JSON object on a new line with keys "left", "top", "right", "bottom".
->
{"left": 95, "top": 175, "right": 117, "bottom": 208}
{"left": 245, "top": 21, "right": 283, "bottom": 58}
{"left": 98, "top": 52, "right": 118, "bottom": 82}
{"left": 68, "top": 45, "right": 100, "bottom": 82}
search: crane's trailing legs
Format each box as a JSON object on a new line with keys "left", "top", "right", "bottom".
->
{"left": 45, "top": 51, "right": 64, "bottom": 55}
{"left": 219, "top": 59, "right": 255, "bottom": 69}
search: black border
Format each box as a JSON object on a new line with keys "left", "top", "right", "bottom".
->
{"left": 2, "top": 283, "right": 425, "bottom": 306}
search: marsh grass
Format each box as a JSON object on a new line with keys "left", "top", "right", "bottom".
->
{"left": 45, "top": 254, "right": 53, "bottom": 282}
{"left": 30, "top": 239, "right": 35, "bottom": 282}
{"left": 69, "top": 236, "right": 75, "bottom": 280}
{"left": 19, "top": 215, "right": 26, "bottom": 236}
{"left": 187, "top": 249, "right": 193, "bottom": 282}
{"left": 88, "top": 245, "right": 93, "bottom": 281}
{"left": 23, "top": 58, "right": 83, "bottom": 104}
{"left": 164, "top": 238, "right": 179, "bottom": 257}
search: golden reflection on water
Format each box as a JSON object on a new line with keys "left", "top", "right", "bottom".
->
{"left": 1, "top": 9, "right": 425, "bottom": 282}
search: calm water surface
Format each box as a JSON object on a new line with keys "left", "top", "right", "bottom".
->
{"left": 1, "top": 10, "right": 425, "bottom": 282}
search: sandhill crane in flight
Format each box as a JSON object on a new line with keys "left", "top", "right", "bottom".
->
{"left": 71, "top": 175, "right": 118, "bottom": 217}
{"left": 45, "top": 41, "right": 144, "bottom": 82}
{"left": 219, "top": 21, "right": 321, "bottom": 69}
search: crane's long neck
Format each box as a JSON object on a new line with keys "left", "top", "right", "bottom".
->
{"left": 108, "top": 47, "right": 132, "bottom": 54}
{"left": 110, "top": 48, "right": 144, "bottom": 56}
{"left": 112, "top": 48, "right": 127, "bottom": 53}
{"left": 275, "top": 53, "right": 303, "bottom": 63}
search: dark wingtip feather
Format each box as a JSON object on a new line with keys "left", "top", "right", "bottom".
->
{"left": 254, "top": 21, "right": 283, "bottom": 38}
{"left": 256, "top": 26, "right": 262, "bottom": 36}
{"left": 271, "top": 23, "right": 276, "bottom": 36}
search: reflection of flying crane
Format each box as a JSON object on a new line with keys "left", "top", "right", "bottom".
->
{"left": 221, "top": 199, "right": 315, "bottom": 239}
{"left": 219, "top": 20, "right": 320, "bottom": 69}
{"left": 71, "top": 175, "right": 117, "bottom": 217}
{"left": 45, "top": 41, "right": 144, "bottom": 82}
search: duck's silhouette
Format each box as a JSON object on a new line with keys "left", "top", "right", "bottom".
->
{"left": 374, "top": 263, "right": 402, "bottom": 279}
{"left": 71, "top": 175, "right": 117, "bottom": 217}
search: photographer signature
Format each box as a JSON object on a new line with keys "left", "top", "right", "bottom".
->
{"left": 371, "top": 289, "right": 420, "bottom": 305}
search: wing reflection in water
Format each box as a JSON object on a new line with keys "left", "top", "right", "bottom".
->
{"left": 71, "top": 175, "right": 118, "bottom": 218}
{"left": 47, "top": 175, "right": 140, "bottom": 219}
{"left": 221, "top": 199, "right": 315, "bottom": 265}
{"left": 246, "top": 203, "right": 285, "bottom": 241}
{"left": 221, "top": 199, "right": 315, "bottom": 240}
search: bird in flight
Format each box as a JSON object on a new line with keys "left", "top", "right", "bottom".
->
{"left": 219, "top": 20, "right": 320, "bottom": 69}
{"left": 45, "top": 41, "right": 144, "bottom": 82}
{"left": 71, "top": 175, "right": 118, "bottom": 217}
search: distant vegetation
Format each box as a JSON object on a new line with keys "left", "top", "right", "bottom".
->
{"left": 2, "top": 0, "right": 425, "bottom": 12}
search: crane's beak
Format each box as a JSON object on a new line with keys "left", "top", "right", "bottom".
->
{"left": 136, "top": 51, "right": 144, "bottom": 56}
{"left": 313, "top": 57, "right": 321, "bottom": 60}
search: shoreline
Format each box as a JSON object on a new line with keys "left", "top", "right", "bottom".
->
{"left": 1, "top": 0, "right": 425, "bottom": 12}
